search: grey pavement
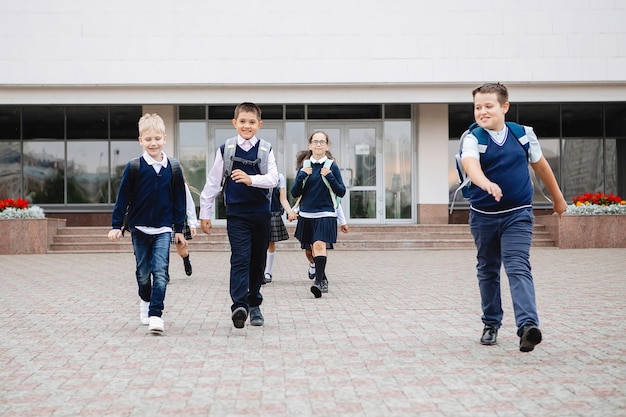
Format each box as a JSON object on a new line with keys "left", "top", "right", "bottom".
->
{"left": 1, "top": 248, "right": 625, "bottom": 417}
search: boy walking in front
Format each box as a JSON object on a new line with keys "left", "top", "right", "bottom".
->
{"left": 199, "top": 102, "right": 278, "bottom": 328}
{"left": 461, "top": 83, "right": 568, "bottom": 352}
{"left": 108, "top": 113, "right": 187, "bottom": 335}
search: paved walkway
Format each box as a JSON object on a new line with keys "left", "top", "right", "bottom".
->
{"left": 1, "top": 248, "right": 625, "bottom": 417}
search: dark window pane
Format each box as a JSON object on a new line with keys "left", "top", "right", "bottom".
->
{"left": 23, "top": 141, "right": 65, "bottom": 203}
{"left": 506, "top": 104, "right": 517, "bottom": 122}
{"left": 67, "top": 141, "right": 109, "bottom": 203}
{"left": 605, "top": 102, "right": 626, "bottom": 137}
{"left": 448, "top": 104, "right": 474, "bottom": 139}
{"left": 286, "top": 105, "right": 305, "bottom": 119}
{"left": 385, "top": 104, "right": 411, "bottom": 119}
{"left": 23, "top": 106, "right": 64, "bottom": 139}
{"left": 308, "top": 105, "right": 381, "bottom": 119}
{"left": 179, "top": 106, "right": 206, "bottom": 120}
{"left": 518, "top": 103, "right": 560, "bottom": 137}
{"left": 0, "top": 106, "right": 20, "bottom": 140}
{"left": 258, "top": 105, "right": 283, "bottom": 120}
{"left": 562, "top": 103, "right": 603, "bottom": 137}
{"left": 209, "top": 105, "right": 237, "bottom": 120}
{"left": 0, "top": 142, "right": 22, "bottom": 197}
{"left": 111, "top": 106, "right": 142, "bottom": 139}
{"left": 67, "top": 106, "right": 108, "bottom": 139}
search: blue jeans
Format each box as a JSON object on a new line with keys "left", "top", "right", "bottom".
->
{"left": 131, "top": 230, "right": 171, "bottom": 317}
{"left": 469, "top": 208, "right": 539, "bottom": 335}
{"left": 226, "top": 212, "right": 271, "bottom": 312}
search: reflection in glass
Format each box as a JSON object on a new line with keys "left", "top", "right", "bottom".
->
{"left": 0, "top": 142, "right": 22, "bottom": 199}
{"left": 384, "top": 121, "right": 411, "bottom": 219}
{"left": 111, "top": 141, "right": 143, "bottom": 203}
{"left": 533, "top": 138, "right": 560, "bottom": 204}
{"left": 67, "top": 141, "right": 109, "bottom": 203}
{"left": 284, "top": 122, "right": 306, "bottom": 206}
{"left": 350, "top": 190, "right": 376, "bottom": 218}
{"left": 23, "top": 141, "right": 65, "bottom": 204}
{"left": 348, "top": 128, "right": 376, "bottom": 187}
{"left": 179, "top": 122, "right": 208, "bottom": 209}
{"left": 561, "top": 139, "right": 604, "bottom": 201}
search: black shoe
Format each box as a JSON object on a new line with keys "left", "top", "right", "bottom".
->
{"left": 249, "top": 306, "right": 264, "bottom": 326}
{"left": 519, "top": 325, "right": 542, "bottom": 352}
{"left": 231, "top": 307, "right": 247, "bottom": 329}
{"left": 183, "top": 255, "right": 192, "bottom": 276}
{"left": 310, "top": 284, "right": 322, "bottom": 298}
{"left": 320, "top": 277, "right": 328, "bottom": 293}
{"left": 480, "top": 325, "right": 498, "bottom": 345}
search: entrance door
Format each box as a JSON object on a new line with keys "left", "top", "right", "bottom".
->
{"left": 310, "top": 123, "right": 382, "bottom": 223}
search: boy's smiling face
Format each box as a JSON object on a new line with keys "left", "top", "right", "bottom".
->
{"left": 139, "top": 128, "right": 166, "bottom": 161}
{"left": 232, "top": 111, "right": 263, "bottom": 140}
{"left": 474, "top": 92, "right": 509, "bottom": 131}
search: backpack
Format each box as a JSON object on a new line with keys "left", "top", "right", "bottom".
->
{"left": 121, "top": 157, "right": 182, "bottom": 236}
{"left": 450, "top": 121, "right": 529, "bottom": 213}
{"left": 302, "top": 158, "right": 341, "bottom": 209}
{"left": 219, "top": 137, "right": 272, "bottom": 205}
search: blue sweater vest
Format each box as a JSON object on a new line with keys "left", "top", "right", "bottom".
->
{"left": 291, "top": 161, "right": 346, "bottom": 213}
{"left": 221, "top": 142, "right": 271, "bottom": 214}
{"left": 468, "top": 130, "right": 533, "bottom": 212}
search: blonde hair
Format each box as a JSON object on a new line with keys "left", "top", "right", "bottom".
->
{"left": 138, "top": 113, "right": 166, "bottom": 136}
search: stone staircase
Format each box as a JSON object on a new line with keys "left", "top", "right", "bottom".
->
{"left": 47, "top": 224, "right": 556, "bottom": 253}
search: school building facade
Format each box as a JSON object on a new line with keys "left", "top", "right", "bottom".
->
{"left": 1, "top": 2, "right": 625, "bottom": 226}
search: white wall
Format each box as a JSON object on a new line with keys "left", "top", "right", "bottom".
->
{"left": 1, "top": 0, "right": 625, "bottom": 86}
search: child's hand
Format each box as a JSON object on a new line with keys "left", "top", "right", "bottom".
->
{"left": 482, "top": 181, "right": 503, "bottom": 202}
{"left": 231, "top": 169, "right": 252, "bottom": 185}
{"left": 287, "top": 211, "right": 298, "bottom": 222}
{"left": 302, "top": 166, "right": 312, "bottom": 175}
{"left": 321, "top": 167, "right": 330, "bottom": 176}
{"left": 340, "top": 224, "right": 349, "bottom": 233}
{"left": 174, "top": 233, "right": 187, "bottom": 248}
{"left": 201, "top": 219, "right": 212, "bottom": 235}
{"left": 107, "top": 229, "right": 122, "bottom": 241}
{"left": 190, "top": 227, "right": 197, "bottom": 238}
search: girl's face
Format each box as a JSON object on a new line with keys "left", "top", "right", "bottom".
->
{"left": 309, "top": 132, "right": 329, "bottom": 158}
{"left": 138, "top": 128, "right": 166, "bottom": 161}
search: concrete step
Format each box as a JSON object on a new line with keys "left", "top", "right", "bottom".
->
{"left": 47, "top": 224, "right": 555, "bottom": 253}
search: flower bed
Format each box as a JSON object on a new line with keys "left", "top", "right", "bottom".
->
{"left": 0, "top": 198, "right": 50, "bottom": 254}
{"left": 536, "top": 192, "right": 626, "bottom": 248}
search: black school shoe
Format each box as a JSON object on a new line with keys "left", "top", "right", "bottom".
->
{"left": 480, "top": 325, "right": 498, "bottom": 345}
{"left": 310, "top": 284, "right": 322, "bottom": 298}
{"left": 183, "top": 255, "right": 192, "bottom": 276}
{"left": 231, "top": 307, "right": 248, "bottom": 329}
{"left": 519, "top": 325, "right": 542, "bottom": 352}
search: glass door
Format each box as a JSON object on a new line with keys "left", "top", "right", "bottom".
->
{"left": 310, "top": 123, "right": 382, "bottom": 223}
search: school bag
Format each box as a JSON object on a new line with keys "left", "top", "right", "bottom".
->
{"left": 219, "top": 137, "right": 272, "bottom": 205}
{"left": 302, "top": 158, "right": 341, "bottom": 209}
{"left": 121, "top": 156, "right": 182, "bottom": 236}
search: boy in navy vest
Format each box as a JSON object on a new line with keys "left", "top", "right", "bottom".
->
{"left": 199, "top": 102, "right": 278, "bottom": 328}
{"left": 108, "top": 113, "right": 187, "bottom": 335}
{"left": 461, "top": 83, "right": 567, "bottom": 352}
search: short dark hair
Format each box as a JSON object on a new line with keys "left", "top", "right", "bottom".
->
{"left": 472, "top": 82, "right": 509, "bottom": 105}
{"left": 233, "top": 102, "right": 262, "bottom": 119}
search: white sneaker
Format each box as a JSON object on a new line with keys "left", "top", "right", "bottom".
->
{"left": 148, "top": 316, "right": 164, "bottom": 334}
{"left": 140, "top": 300, "right": 150, "bottom": 325}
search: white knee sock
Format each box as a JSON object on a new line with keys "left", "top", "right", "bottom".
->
{"left": 265, "top": 251, "right": 276, "bottom": 274}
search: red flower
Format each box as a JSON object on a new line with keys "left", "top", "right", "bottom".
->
{"left": 571, "top": 192, "right": 624, "bottom": 206}
{"left": 0, "top": 198, "right": 30, "bottom": 211}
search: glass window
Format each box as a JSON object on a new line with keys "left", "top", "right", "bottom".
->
{"left": 111, "top": 106, "right": 142, "bottom": 139}
{"left": 614, "top": 138, "right": 626, "bottom": 198}
{"left": 67, "top": 106, "right": 108, "bottom": 139}
{"left": 518, "top": 104, "right": 560, "bottom": 138}
{"left": 67, "top": 141, "right": 109, "bottom": 203}
{"left": 534, "top": 138, "right": 560, "bottom": 204}
{"left": 561, "top": 138, "right": 604, "bottom": 201}
{"left": 562, "top": 103, "right": 603, "bottom": 137}
{"left": 284, "top": 122, "right": 306, "bottom": 206}
{"left": 0, "top": 106, "right": 20, "bottom": 140}
{"left": 308, "top": 104, "right": 381, "bottom": 119}
{"left": 505, "top": 104, "right": 518, "bottom": 123}
{"left": 0, "top": 141, "right": 22, "bottom": 198}
{"left": 111, "top": 141, "right": 143, "bottom": 201}
{"left": 23, "top": 141, "right": 65, "bottom": 203}
{"left": 179, "top": 122, "right": 208, "bottom": 209}
{"left": 208, "top": 105, "right": 237, "bottom": 120}
{"left": 384, "top": 121, "right": 412, "bottom": 219}
{"left": 286, "top": 105, "right": 305, "bottom": 119}
{"left": 179, "top": 106, "right": 206, "bottom": 120}
{"left": 384, "top": 104, "right": 411, "bottom": 119}
{"left": 23, "top": 106, "right": 64, "bottom": 139}
{"left": 258, "top": 105, "right": 283, "bottom": 120}
{"left": 448, "top": 104, "right": 474, "bottom": 139}
{"left": 605, "top": 103, "right": 626, "bottom": 137}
